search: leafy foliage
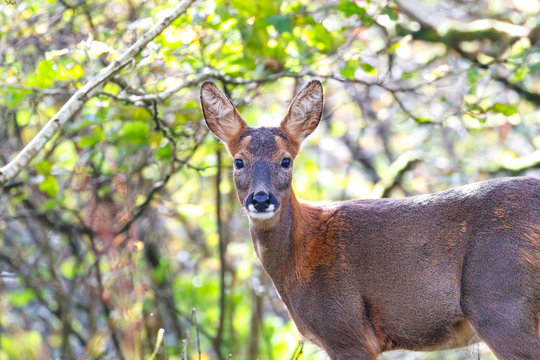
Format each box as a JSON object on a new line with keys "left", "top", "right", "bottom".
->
{"left": 0, "top": 0, "right": 539, "bottom": 359}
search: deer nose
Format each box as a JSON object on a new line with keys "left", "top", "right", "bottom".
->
{"left": 250, "top": 191, "right": 271, "bottom": 212}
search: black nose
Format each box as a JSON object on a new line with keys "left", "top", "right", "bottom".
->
{"left": 250, "top": 191, "right": 271, "bottom": 212}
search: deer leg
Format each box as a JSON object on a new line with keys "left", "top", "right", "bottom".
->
{"left": 320, "top": 323, "right": 380, "bottom": 360}
{"left": 469, "top": 317, "right": 540, "bottom": 360}
{"left": 461, "top": 231, "right": 540, "bottom": 359}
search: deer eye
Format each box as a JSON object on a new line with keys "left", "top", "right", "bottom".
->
{"left": 234, "top": 159, "right": 244, "bottom": 169}
{"left": 281, "top": 158, "right": 291, "bottom": 168}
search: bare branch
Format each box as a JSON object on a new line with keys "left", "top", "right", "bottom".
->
{"left": 102, "top": 72, "right": 214, "bottom": 105}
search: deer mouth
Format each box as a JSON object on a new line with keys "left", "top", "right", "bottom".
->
{"left": 247, "top": 203, "right": 276, "bottom": 220}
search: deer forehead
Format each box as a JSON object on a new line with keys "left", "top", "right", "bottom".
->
{"left": 233, "top": 127, "right": 294, "bottom": 160}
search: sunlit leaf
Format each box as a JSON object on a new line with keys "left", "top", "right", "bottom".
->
{"left": 155, "top": 142, "right": 172, "bottom": 161}
{"left": 266, "top": 15, "right": 293, "bottom": 34}
{"left": 340, "top": 59, "right": 359, "bottom": 80}
{"left": 60, "top": 257, "right": 77, "bottom": 280}
{"left": 117, "top": 121, "right": 150, "bottom": 144}
{"left": 489, "top": 103, "right": 517, "bottom": 116}
{"left": 38, "top": 175, "right": 59, "bottom": 196}
{"left": 336, "top": 0, "right": 366, "bottom": 17}
{"left": 8, "top": 289, "right": 37, "bottom": 307}
{"left": 360, "top": 62, "right": 377, "bottom": 76}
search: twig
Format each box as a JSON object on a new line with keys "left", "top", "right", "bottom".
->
{"left": 89, "top": 235, "right": 126, "bottom": 360}
{"left": 181, "top": 339, "right": 188, "bottom": 360}
{"left": 214, "top": 147, "right": 226, "bottom": 360}
{"left": 180, "top": 308, "right": 202, "bottom": 360}
{"left": 373, "top": 151, "right": 422, "bottom": 198}
{"left": 100, "top": 72, "right": 214, "bottom": 105}
{"left": 292, "top": 342, "right": 304, "bottom": 360}
{"left": 193, "top": 308, "right": 202, "bottom": 360}
{"left": 0, "top": 84, "right": 74, "bottom": 96}
{"left": 148, "top": 328, "right": 165, "bottom": 360}
{"left": 0, "top": 0, "right": 195, "bottom": 185}
{"left": 114, "top": 132, "right": 206, "bottom": 235}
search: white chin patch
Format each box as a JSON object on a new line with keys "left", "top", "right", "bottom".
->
{"left": 247, "top": 204, "right": 276, "bottom": 220}
{"left": 248, "top": 211, "right": 276, "bottom": 220}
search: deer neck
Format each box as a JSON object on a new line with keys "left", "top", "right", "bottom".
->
{"left": 249, "top": 189, "right": 322, "bottom": 292}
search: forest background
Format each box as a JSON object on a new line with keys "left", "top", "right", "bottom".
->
{"left": 1, "top": 0, "right": 540, "bottom": 359}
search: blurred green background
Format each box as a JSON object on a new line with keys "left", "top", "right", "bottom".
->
{"left": 1, "top": 0, "right": 539, "bottom": 358}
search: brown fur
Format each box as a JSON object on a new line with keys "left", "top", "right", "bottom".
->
{"left": 286, "top": 198, "right": 342, "bottom": 287}
{"left": 201, "top": 80, "right": 540, "bottom": 360}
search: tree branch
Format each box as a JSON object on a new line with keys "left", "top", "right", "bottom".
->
{"left": 394, "top": 0, "right": 540, "bottom": 106}
{"left": 486, "top": 149, "right": 540, "bottom": 175}
{"left": 373, "top": 151, "right": 422, "bottom": 198}
{"left": 101, "top": 72, "right": 213, "bottom": 105}
{"left": 0, "top": 0, "right": 195, "bottom": 185}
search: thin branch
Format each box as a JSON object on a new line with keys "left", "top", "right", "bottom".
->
{"left": 1, "top": 84, "right": 74, "bottom": 96}
{"left": 101, "top": 72, "right": 214, "bottom": 105}
{"left": 373, "top": 151, "right": 422, "bottom": 198}
{"left": 0, "top": 0, "right": 195, "bottom": 185}
{"left": 115, "top": 132, "right": 206, "bottom": 235}
{"left": 88, "top": 234, "right": 126, "bottom": 360}
{"left": 180, "top": 308, "right": 203, "bottom": 360}
{"left": 214, "top": 147, "right": 226, "bottom": 360}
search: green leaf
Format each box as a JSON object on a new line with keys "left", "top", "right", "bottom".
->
{"left": 60, "top": 257, "right": 77, "bottom": 280}
{"left": 512, "top": 67, "right": 529, "bottom": 82}
{"left": 401, "top": 72, "right": 417, "bottom": 80}
{"left": 117, "top": 121, "right": 150, "bottom": 144}
{"left": 530, "top": 62, "right": 540, "bottom": 73}
{"left": 39, "top": 175, "right": 59, "bottom": 197}
{"left": 98, "top": 184, "right": 111, "bottom": 197}
{"left": 26, "top": 59, "right": 55, "bottom": 88}
{"left": 17, "top": 109, "right": 33, "bottom": 126}
{"left": 382, "top": 7, "right": 398, "bottom": 20}
{"left": 266, "top": 15, "right": 293, "bottom": 34}
{"left": 467, "top": 67, "right": 479, "bottom": 85}
{"left": 360, "top": 62, "right": 377, "bottom": 76}
{"left": 238, "top": 21, "right": 269, "bottom": 56}
{"left": 416, "top": 117, "right": 433, "bottom": 123}
{"left": 78, "top": 127, "right": 105, "bottom": 147}
{"left": 0, "top": 88, "right": 28, "bottom": 108}
{"left": 489, "top": 103, "right": 517, "bottom": 116}
{"left": 336, "top": 0, "right": 366, "bottom": 17}
{"left": 0, "top": 330, "right": 42, "bottom": 359}
{"left": 341, "top": 59, "right": 359, "bottom": 80}
{"left": 8, "top": 288, "right": 37, "bottom": 307}
{"left": 466, "top": 103, "right": 485, "bottom": 113}
{"left": 232, "top": 0, "right": 279, "bottom": 17}
{"left": 307, "top": 24, "right": 333, "bottom": 52}
{"left": 34, "top": 161, "right": 54, "bottom": 175}
{"left": 155, "top": 142, "right": 173, "bottom": 161}
{"left": 40, "top": 197, "right": 63, "bottom": 211}
{"left": 152, "top": 258, "right": 170, "bottom": 285}
{"left": 67, "top": 63, "right": 84, "bottom": 79}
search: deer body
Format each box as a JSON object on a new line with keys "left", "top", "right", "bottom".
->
{"left": 201, "top": 80, "right": 540, "bottom": 359}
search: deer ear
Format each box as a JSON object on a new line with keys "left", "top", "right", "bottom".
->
{"left": 280, "top": 80, "right": 324, "bottom": 144}
{"left": 201, "top": 81, "right": 247, "bottom": 143}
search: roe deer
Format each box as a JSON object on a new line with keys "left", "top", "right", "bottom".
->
{"left": 200, "top": 80, "right": 540, "bottom": 360}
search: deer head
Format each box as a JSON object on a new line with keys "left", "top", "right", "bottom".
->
{"left": 200, "top": 80, "right": 324, "bottom": 224}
